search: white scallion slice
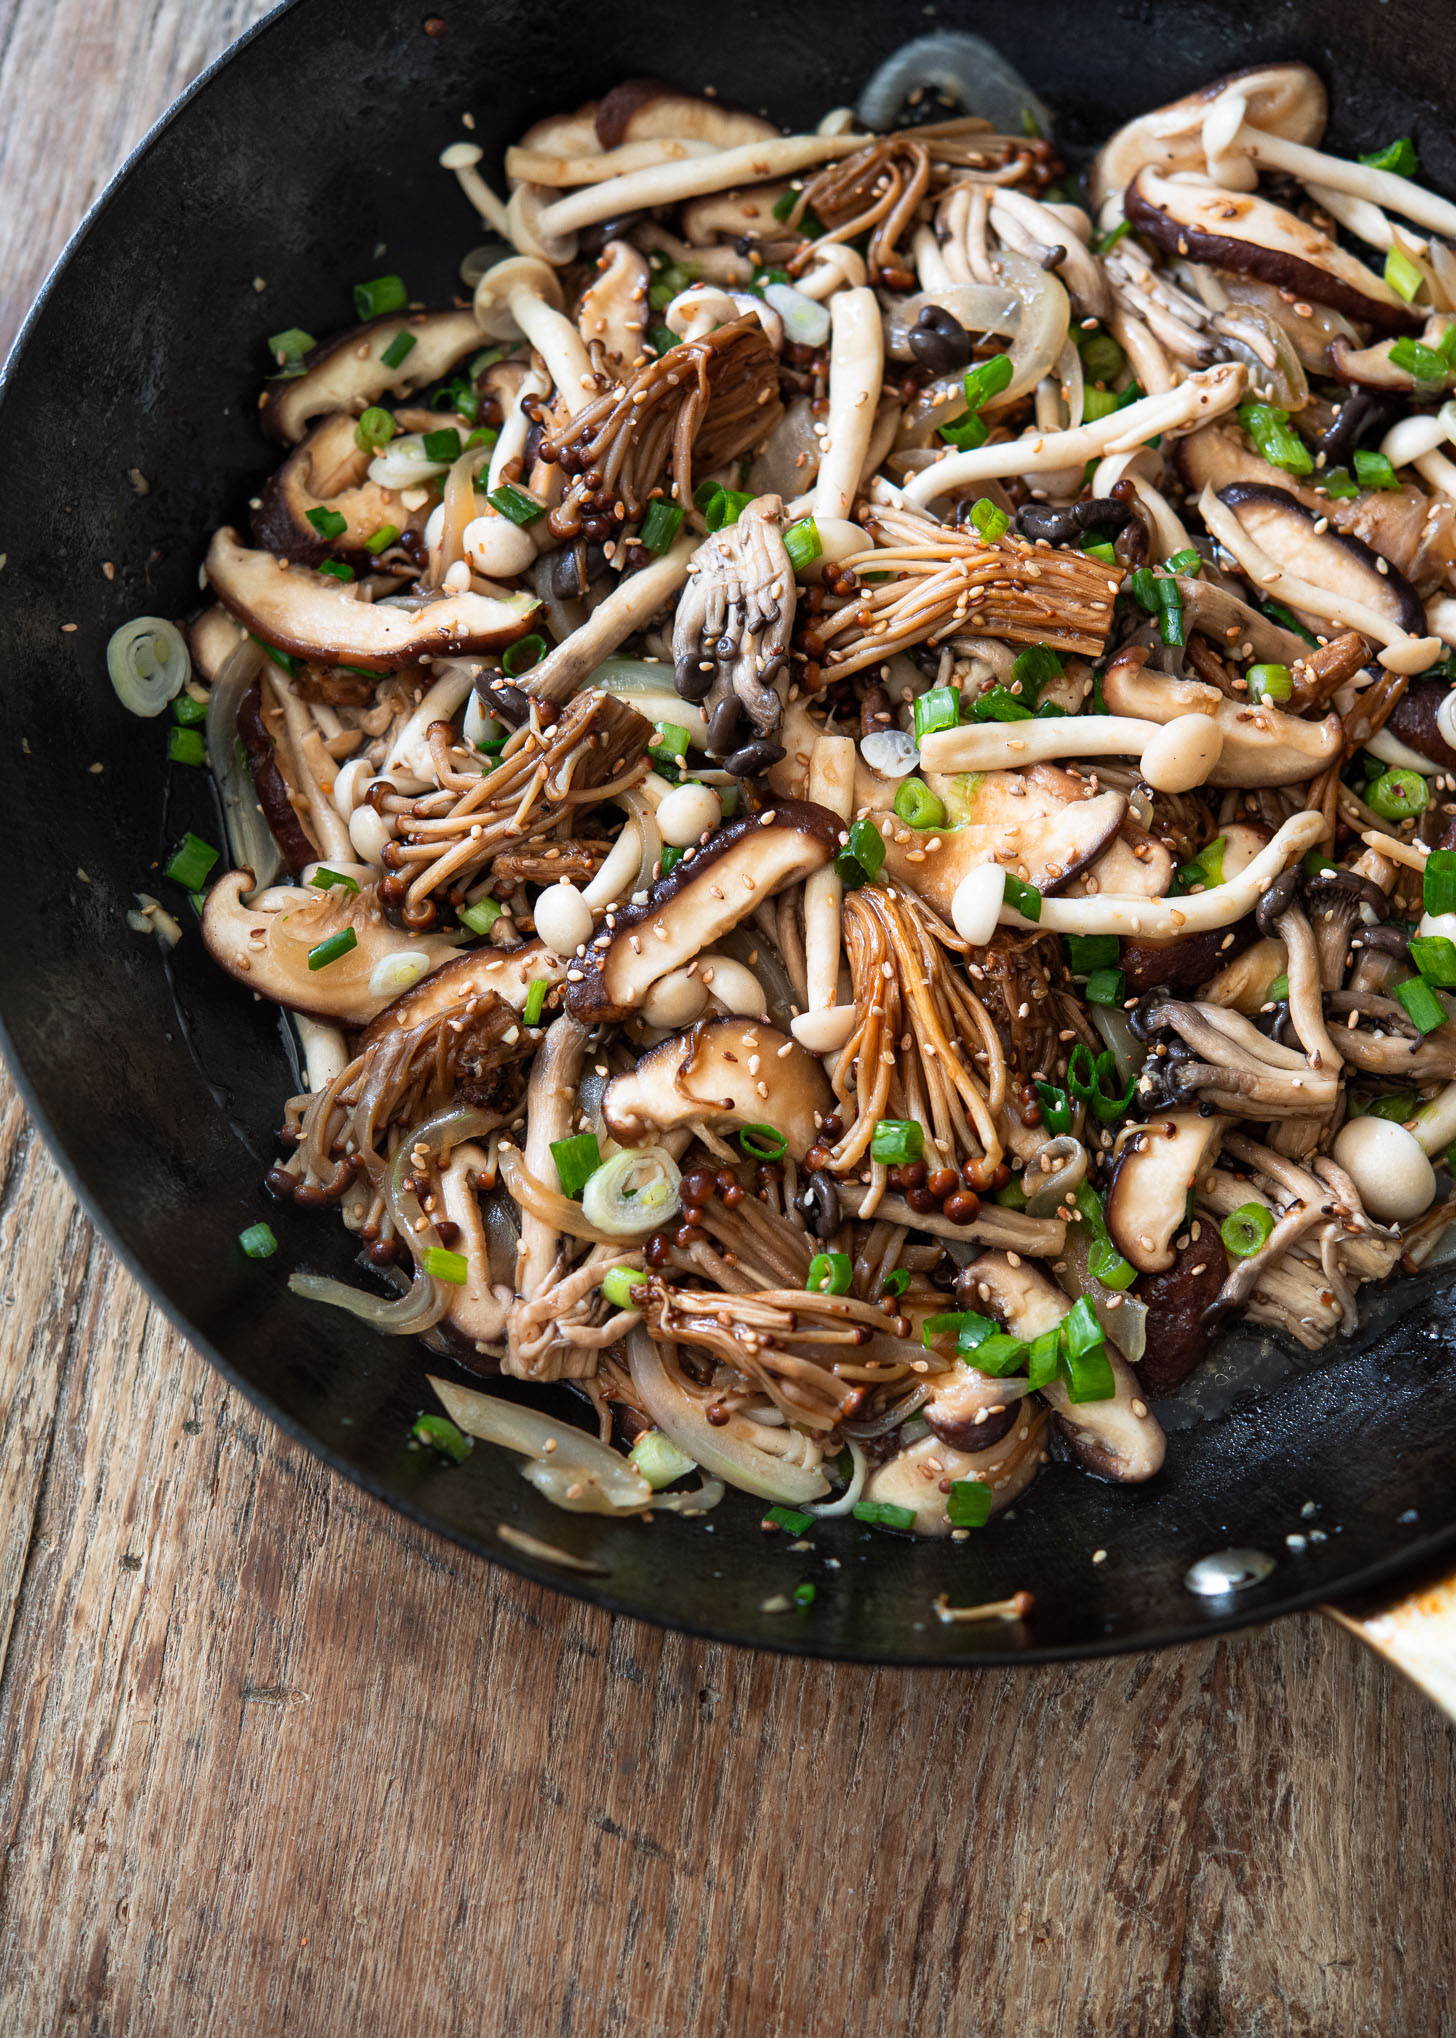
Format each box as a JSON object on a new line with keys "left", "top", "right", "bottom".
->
{"left": 762, "top": 281, "right": 832, "bottom": 349}
{"left": 580, "top": 1145, "right": 682, "bottom": 1237}
{"left": 860, "top": 728, "right": 919, "bottom": 777}
{"left": 107, "top": 616, "right": 190, "bottom": 717}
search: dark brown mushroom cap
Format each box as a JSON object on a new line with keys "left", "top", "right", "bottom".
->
{"left": 1105, "top": 1111, "right": 1227, "bottom": 1275}
{"left": 1124, "top": 170, "right": 1420, "bottom": 336}
{"left": 252, "top": 413, "right": 412, "bottom": 569}
{"left": 1132, "top": 1239, "right": 1231, "bottom": 1399}
{"left": 204, "top": 528, "right": 540, "bottom": 671}
{"left": 923, "top": 1368, "right": 1020, "bottom": 1452}
{"left": 358, "top": 940, "right": 567, "bottom": 1049}
{"left": 601, "top": 1016, "right": 832, "bottom": 1155}
{"left": 593, "top": 79, "right": 779, "bottom": 149}
{"left": 261, "top": 310, "right": 483, "bottom": 445}
{"left": 237, "top": 679, "right": 315, "bottom": 872}
{"left": 1382, "top": 679, "right": 1456, "bottom": 773}
{"left": 1120, "top": 921, "right": 1255, "bottom": 997}
{"left": 565, "top": 802, "right": 840, "bottom": 1024}
{"left": 1216, "top": 482, "right": 1427, "bottom": 637}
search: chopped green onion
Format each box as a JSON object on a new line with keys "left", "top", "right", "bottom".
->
{"left": 1367, "top": 767, "right": 1429, "bottom": 821}
{"left": 939, "top": 411, "right": 990, "bottom": 451}
{"left": 853, "top": 1500, "right": 917, "bottom": 1531}
{"left": 1389, "top": 335, "right": 1450, "bottom": 385}
{"left": 354, "top": 274, "right": 408, "bottom": 320}
{"left": 1165, "top": 547, "right": 1203, "bottom": 577}
{"left": 465, "top": 425, "right": 498, "bottom": 451}
{"left": 968, "top": 497, "right": 1011, "bottom": 543}
{"left": 704, "top": 486, "right": 753, "bottom": 532}
{"left": 922, "top": 1310, "right": 992, "bottom": 1349}
{"left": 311, "top": 866, "right": 360, "bottom": 894}
{"left": 1126, "top": 566, "right": 1160, "bottom": 614}
{"left": 1093, "top": 216, "right": 1132, "bottom": 255}
{"left": 1221, "top": 1202, "right": 1275, "bottom": 1258}
{"left": 1081, "top": 387, "right": 1121, "bottom": 424}
{"left": 881, "top": 1269, "right": 910, "bottom": 1299}
{"left": 422, "top": 426, "right": 463, "bottom": 462}
{"left": 1425, "top": 849, "right": 1456, "bottom": 917}
{"left": 783, "top": 516, "right": 823, "bottom": 572}
{"left": 1396, "top": 974, "right": 1449, "bottom": 1035}
{"left": 1085, "top": 967, "right": 1126, "bottom": 1006}
{"left": 305, "top": 505, "right": 349, "bottom": 540}
{"left": 969, "top": 683, "right": 1033, "bottom": 723}
{"left": 1384, "top": 245, "right": 1425, "bottom": 304}
{"left": 1073, "top": 1182, "right": 1139, "bottom": 1291}
{"left": 412, "top": 1413, "right": 473, "bottom": 1461}
{"left": 522, "top": 978, "right": 549, "bottom": 1027}
{"left": 963, "top": 352, "right": 1014, "bottom": 411}
{"left": 968, "top": 1332, "right": 1029, "bottom": 1377}
{"left": 1060, "top": 1337, "right": 1115, "bottom": 1402}
{"left": 601, "top": 1265, "right": 644, "bottom": 1310}
{"left": 1063, "top": 933, "right": 1119, "bottom": 971}
{"left": 1034, "top": 1081, "right": 1072, "bottom": 1134}
{"left": 1010, "top": 644, "right": 1062, "bottom": 701}
{"left": 945, "top": 1478, "right": 994, "bottom": 1528}
{"left": 488, "top": 483, "right": 546, "bottom": 526}
{"left": 380, "top": 329, "right": 417, "bottom": 370}
{"left": 806, "top": 1251, "right": 853, "bottom": 1296}
{"left": 365, "top": 522, "right": 400, "bottom": 555}
{"left": 551, "top": 1133, "right": 601, "bottom": 1199}
{"left": 1066, "top": 1042, "right": 1137, "bottom": 1122}
{"left": 913, "top": 686, "right": 959, "bottom": 741}
{"left": 502, "top": 633, "right": 547, "bottom": 678}
{"left": 835, "top": 817, "right": 886, "bottom": 890}
{"left": 793, "top": 1581, "right": 816, "bottom": 1609}
{"left": 1320, "top": 466, "right": 1360, "bottom": 500}
{"left": 763, "top": 1503, "right": 814, "bottom": 1533}
{"left": 1077, "top": 328, "right": 1125, "bottom": 381}
{"left": 1266, "top": 973, "right": 1290, "bottom": 1003}
{"left": 163, "top": 832, "right": 219, "bottom": 891}
{"left": 1026, "top": 1328, "right": 1062, "bottom": 1391}
{"left": 1246, "top": 662, "right": 1293, "bottom": 703}
{"left": 659, "top": 845, "right": 685, "bottom": 874}
{"left": 650, "top": 325, "right": 678, "bottom": 356}
{"left": 1302, "top": 849, "right": 1338, "bottom": 879}
{"left": 893, "top": 777, "right": 946, "bottom": 829}
{"left": 250, "top": 636, "right": 298, "bottom": 677}
{"left": 1361, "top": 136, "right": 1419, "bottom": 177}
{"left": 1260, "top": 598, "right": 1319, "bottom": 644}
{"left": 238, "top": 1222, "right": 277, "bottom": 1259}
{"left": 1354, "top": 447, "right": 1401, "bottom": 491}
{"left": 1002, "top": 873, "right": 1042, "bottom": 922}
{"left": 1176, "top": 835, "right": 1227, "bottom": 893}
{"left": 629, "top": 1429, "right": 697, "bottom": 1489}
{"left": 871, "top": 1119, "right": 923, "bottom": 1165}
{"left": 354, "top": 405, "right": 396, "bottom": 452}
{"left": 172, "top": 691, "right": 208, "bottom": 728}
{"left": 308, "top": 927, "right": 358, "bottom": 971}
{"left": 647, "top": 721, "right": 690, "bottom": 768}
{"left": 1410, "top": 935, "right": 1456, "bottom": 987}
{"left": 640, "top": 499, "right": 685, "bottom": 554}
{"left": 423, "top": 1246, "right": 469, "bottom": 1285}
{"left": 1364, "top": 1091, "right": 1419, "bottom": 1122}
{"left": 1238, "top": 398, "right": 1313, "bottom": 476}
{"left": 266, "top": 327, "right": 315, "bottom": 368}
{"left": 738, "top": 1123, "right": 788, "bottom": 1161}
{"left": 319, "top": 560, "right": 354, "bottom": 583}
{"left": 458, "top": 896, "right": 502, "bottom": 936}
{"left": 1081, "top": 537, "right": 1117, "bottom": 562}
{"left": 167, "top": 726, "right": 205, "bottom": 766}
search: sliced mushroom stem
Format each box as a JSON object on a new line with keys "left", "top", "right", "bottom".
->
{"left": 270, "top": 675, "right": 354, "bottom": 864}
{"left": 527, "top": 538, "right": 697, "bottom": 704}
{"left": 815, "top": 287, "right": 883, "bottom": 522}
{"left": 532, "top": 132, "right": 868, "bottom": 245}
{"left": 800, "top": 734, "right": 856, "bottom": 1022}
{"left": 920, "top": 710, "right": 1222, "bottom": 793}
{"left": 1241, "top": 127, "right": 1456, "bottom": 243}
{"left": 902, "top": 362, "right": 1246, "bottom": 508}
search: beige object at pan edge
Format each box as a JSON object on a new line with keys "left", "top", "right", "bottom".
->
{"left": 1326, "top": 1564, "right": 1456, "bottom": 1716}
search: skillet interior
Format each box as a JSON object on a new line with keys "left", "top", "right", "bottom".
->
{"left": 3, "top": 0, "right": 1456, "bottom": 1663}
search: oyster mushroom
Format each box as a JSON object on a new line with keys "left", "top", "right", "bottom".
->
{"left": 1132, "top": 996, "right": 1340, "bottom": 1119}
{"left": 1089, "top": 63, "right": 1327, "bottom": 211}
{"left": 1099, "top": 645, "right": 1341, "bottom": 785}
{"left": 436, "top": 1142, "right": 513, "bottom": 1352}
{"left": 202, "top": 870, "right": 460, "bottom": 1025}
{"left": 1105, "top": 1110, "right": 1228, "bottom": 1274}
{"left": 262, "top": 311, "right": 482, "bottom": 445}
{"left": 967, "top": 1251, "right": 1166, "bottom": 1483}
{"left": 884, "top": 774, "right": 1134, "bottom": 918}
{"left": 672, "top": 496, "right": 796, "bottom": 756}
{"left": 564, "top": 802, "right": 839, "bottom": 1023}
{"left": 575, "top": 239, "right": 650, "bottom": 372}
{"left": 253, "top": 412, "right": 410, "bottom": 568}
{"left": 204, "top": 529, "right": 539, "bottom": 671}
{"left": 189, "top": 604, "right": 248, "bottom": 683}
{"left": 1124, "top": 170, "right": 1419, "bottom": 335}
{"left": 474, "top": 255, "right": 598, "bottom": 415}
{"left": 602, "top": 1017, "right": 832, "bottom": 1156}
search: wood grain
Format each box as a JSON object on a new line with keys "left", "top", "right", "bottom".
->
{"left": 0, "top": 7, "right": 1454, "bottom": 2036}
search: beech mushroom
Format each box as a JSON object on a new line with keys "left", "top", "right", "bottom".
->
{"left": 1105, "top": 1111, "right": 1228, "bottom": 1274}
{"left": 1100, "top": 646, "right": 1341, "bottom": 785}
{"left": 602, "top": 1017, "right": 832, "bottom": 1155}
{"left": 920, "top": 709, "right": 1224, "bottom": 793}
{"left": 565, "top": 802, "right": 838, "bottom": 1022}
{"left": 1331, "top": 1116, "right": 1436, "bottom": 1225}
{"left": 790, "top": 734, "right": 857, "bottom": 1055}
{"left": 473, "top": 256, "right": 598, "bottom": 415}
{"left": 204, "top": 528, "right": 539, "bottom": 671}
{"left": 261, "top": 311, "right": 483, "bottom": 445}
{"left": 202, "top": 870, "right": 460, "bottom": 1025}
{"left": 815, "top": 287, "right": 884, "bottom": 523}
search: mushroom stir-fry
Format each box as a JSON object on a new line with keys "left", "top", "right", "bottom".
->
{"left": 114, "top": 56, "right": 1456, "bottom": 1543}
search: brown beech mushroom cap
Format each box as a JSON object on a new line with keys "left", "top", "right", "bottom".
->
{"left": 1124, "top": 169, "right": 1420, "bottom": 335}
{"left": 262, "top": 311, "right": 482, "bottom": 445}
{"left": 1215, "top": 482, "right": 1427, "bottom": 637}
{"left": 602, "top": 1017, "right": 832, "bottom": 1156}
{"left": 253, "top": 413, "right": 409, "bottom": 568}
{"left": 565, "top": 803, "right": 839, "bottom": 1023}
{"left": 1105, "top": 1110, "right": 1228, "bottom": 1274}
{"left": 202, "top": 871, "right": 461, "bottom": 1025}
{"left": 204, "top": 528, "right": 539, "bottom": 671}
{"left": 1101, "top": 646, "right": 1341, "bottom": 786}
{"left": 1090, "top": 63, "right": 1327, "bottom": 210}
{"left": 359, "top": 939, "right": 567, "bottom": 1049}
{"left": 594, "top": 79, "right": 780, "bottom": 151}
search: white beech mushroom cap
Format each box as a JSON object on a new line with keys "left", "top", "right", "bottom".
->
{"left": 656, "top": 782, "right": 723, "bottom": 846}
{"left": 534, "top": 883, "right": 595, "bottom": 957}
{"left": 1332, "top": 1116, "right": 1437, "bottom": 1225}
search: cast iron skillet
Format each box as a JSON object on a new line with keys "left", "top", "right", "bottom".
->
{"left": 4, "top": 0, "right": 1456, "bottom": 1666}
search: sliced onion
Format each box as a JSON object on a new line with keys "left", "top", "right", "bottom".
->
{"left": 581, "top": 1146, "right": 682, "bottom": 1236}
{"left": 1024, "top": 1134, "right": 1087, "bottom": 1218}
{"left": 586, "top": 654, "right": 682, "bottom": 697}
{"left": 206, "top": 638, "right": 282, "bottom": 893}
{"left": 1056, "top": 1220, "right": 1148, "bottom": 1364}
{"left": 1090, "top": 1000, "right": 1146, "bottom": 1088}
{"left": 808, "top": 1436, "right": 870, "bottom": 1516}
{"left": 497, "top": 1142, "right": 649, "bottom": 1245}
{"left": 860, "top": 729, "right": 919, "bottom": 776}
{"left": 748, "top": 395, "right": 822, "bottom": 497}
{"left": 883, "top": 283, "right": 1020, "bottom": 362}
{"left": 459, "top": 242, "right": 513, "bottom": 289}
{"left": 627, "top": 1329, "right": 831, "bottom": 1502}
{"left": 895, "top": 258, "right": 1068, "bottom": 445}
{"left": 428, "top": 1375, "right": 655, "bottom": 1513}
{"left": 108, "top": 616, "right": 190, "bottom": 717}
{"left": 857, "top": 30, "right": 1050, "bottom": 137}
{"left": 762, "top": 281, "right": 831, "bottom": 349}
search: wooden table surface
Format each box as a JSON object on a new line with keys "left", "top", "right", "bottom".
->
{"left": 2, "top": 5, "right": 1454, "bottom": 2034}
